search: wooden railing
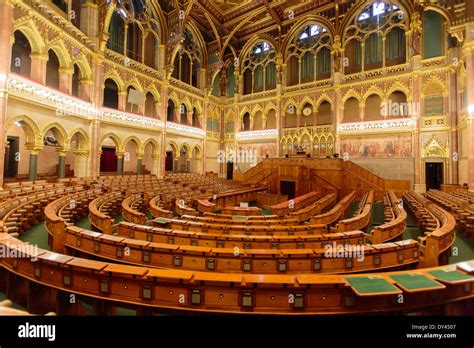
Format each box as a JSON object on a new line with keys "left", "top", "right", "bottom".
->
{"left": 311, "top": 191, "right": 356, "bottom": 225}
{"left": 117, "top": 221, "right": 364, "bottom": 248}
{"left": 336, "top": 191, "right": 373, "bottom": 232}
{"left": 122, "top": 194, "right": 147, "bottom": 225}
{"left": 65, "top": 225, "right": 419, "bottom": 274}
{"left": 370, "top": 191, "right": 407, "bottom": 244}
{"left": 88, "top": 191, "right": 123, "bottom": 234}
{"left": 0, "top": 232, "right": 472, "bottom": 314}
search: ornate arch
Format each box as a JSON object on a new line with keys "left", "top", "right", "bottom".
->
{"left": 123, "top": 135, "right": 143, "bottom": 152}
{"left": 12, "top": 20, "right": 45, "bottom": 54}
{"left": 103, "top": 70, "right": 126, "bottom": 93}
{"left": 5, "top": 115, "right": 42, "bottom": 149}
{"left": 143, "top": 138, "right": 160, "bottom": 156}
{"left": 69, "top": 128, "right": 90, "bottom": 151}
{"left": 42, "top": 122, "right": 69, "bottom": 148}
{"left": 100, "top": 133, "right": 123, "bottom": 151}
{"left": 46, "top": 39, "right": 72, "bottom": 68}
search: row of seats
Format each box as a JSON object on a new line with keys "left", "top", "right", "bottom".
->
{"left": 370, "top": 191, "right": 407, "bottom": 244}
{"left": 270, "top": 191, "right": 322, "bottom": 216}
{"left": 122, "top": 194, "right": 148, "bottom": 225}
{"left": 403, "top": 191, "right": 456, "bottom": 267}
{"left": 425, "top": 189, "right": 474, "bottom": 241}
{"left": 288, "top": 192, "right": 338, "bottom": 223}
{"left": 44, "top": 188, "right": 104, "bottom": 252}
{"left": 2, "top": 229, "right": 473, "bottom": 314}
{"left": 117, "top": 221, "right": 366, "bottom": 249}
{"left": 311, "top": 191, "right": 356, "bottom": 225}
{"left": 335, "top": 191, "right": 373, "bottom": 232}
{"left": 88, "top": 191, "right": 124, "bottom": 234}
{"left": 65, "top": 225, "right": 420, "bottom": 274}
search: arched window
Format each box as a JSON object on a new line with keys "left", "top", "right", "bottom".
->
{"left": 365, "top": 94, "right": 383, "bottom": 121}
{"left": 172, "top": 29, "right": 202, "bottom": 87}
{"left": 127, "top": 21, "right": 142, "bottom": 62}
{"left": 180, "top": 104, "right": 188, "bottom": 125}
{"left": 344, "top": 2, "right": 406, "bottom": 74}
{"left": 107, "top": 0, "right": 160, "bottom": 68}
{"left": 72, "top": 64, "right": 81, "bottom": 97}
{"left": 284, "top": 105, "right": 297, "bottom": 128}
{"left": 11, "top": 31, "right": 32, "bottom": 78}
{"left": 286, "top": 24, "right": 332, "bottom": 85}
{"left": 242, "top": 41, "right": 276, "bottom": 95}
{"left": 343, "top": 97, "right": 360, "bottom": 123}
{"left": 317, "top": 101, "right": 332, "bottom": 125}
{"left": 167, "top": 100, "right": 175, "bottom": 122}
{"left": 103, "top": 79, "right": 119, "bottom": 109}
{"left": 386, "top": 27, "right": 406, "bottom": 66}
{"left": 266, "top": 109, "right": 277, "bottom": 129}
{"left": 46, "top": 50, "right": 60, "bottom": 89}
{"left": 145, "top": 92, "right": 155, "bottom": 118}
{"left": 107, "top": 10, "right": 125, "bottom": 54}
{"left": 192, "top": 108, "right": 200, "bottom": 128}
{"left": 423, "top": 10, "right": 444, "bottom": 59}
{"left": 242, "top": 113, "right": 250, "bottom": 131}
{"left": 253, "top": 112, "right": 263, "bottom": 130}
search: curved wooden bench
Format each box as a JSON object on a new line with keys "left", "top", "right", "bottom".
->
{"left": 403, "top": 191, "right": 456, "bottom": 267}
{"left": 197, "top": 187, "right": 266, "bottom": 213}
{"left": 336, "top": 191, "right": 373, "bottom": 232}
{"left": 88, "top": 191, "right": 124, "bottom": 234}
{"left": 180, "top": 214, "right": 299, "bottom": 226}
{"left": 118, "top": 221, "right": 366, "bottom": 249}
{"left": 371, "top": 191, "right": 407, "bottom": 244}
{"left": 310, "top": 191, "right": 356, "bottom": 225}
{"left": 270, "top": 191, "right": 322, "bottom": 216}
{"left": 149, "top": 194, "right": 174, "bottom": 219}
{"left": 1, "top": 232, "right": 472, "bottom": 314}
{"left": 166, "top": 218, "right": 327, "bottom": 236}
{"left": 45, "top": 188, "right": 103, "bottom": 253}
{"left": 65, "top": 225, "right": 420, "bottom": 274}
{"left": 175, "top": 198, "right": 198, "bottom": 216}
{"left": 122, "top": 194, "right": 147, "bottom": 225}
{"left": 288, "top": 193, "right": 338, "bottom": 222}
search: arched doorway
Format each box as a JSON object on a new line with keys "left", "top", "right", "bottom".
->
{"left": 165, "top": 143, "right": 178, "bottom": 172}
{"left": 178, "top": 145, "right": 190, "bottom": 173}
{"left": 100, "top": 136, "right": 120, "bottom": 174}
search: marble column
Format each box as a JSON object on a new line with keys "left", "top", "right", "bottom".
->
{"left": 30, "top": 53, "right": 48, "bottom": 85}
{"left": 137, "top": 155, "right": 143, "bottom": 175}
{"left": 116, "top": 152, "right": 124, "bottom": 175}
{"left": 0, "top": 0, "right": 13, "bottom": 187}
{"left": 59, "top": 67, "right": 73, "bottom": 95}
{"left": 28, "top": 150, "right": 39, "bottom": 181}
{"left": 465, "top": 50, "right": 474, "bottom": 189}
{"left": 57, "top": 152, "right": 67, "bottom": 179}
{"left": 73, "top": 150, "right": 89, "bottom": 178}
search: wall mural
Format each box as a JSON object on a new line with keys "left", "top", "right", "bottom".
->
{"left": 340, "top": 134, "right": 413, "bottom": 158}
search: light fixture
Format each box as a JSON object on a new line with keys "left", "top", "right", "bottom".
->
{"left": 0, "top": 73, "right": 7, "bottom": 82}
{"left": 14, "top": 121, "right": 21, "bottom": 127}
{"left": 468, "top": 104, "right": 474, "bottom": 113}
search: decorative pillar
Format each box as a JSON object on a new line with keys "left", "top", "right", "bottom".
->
{"left": 73, "top": 150, "right": 89, "bottom": 178}
{"left": 296, "top": 111, "right": 302, "bottom": 128}
{"left": 78, "top": 80, "right": 93, "bottom": 102}
{"left": 116, "top": 152, "right": 124, "bottom": 175}
{"left": 30, "top": 53, "right": 48, "bottom": 85}
{"left": 57, "top": 151, "right": 67, "bottom": 179}
{"left": 118, "top": 91, "right": 127, "bottom": 111}
{"left": 137, "top": 153, "right": 143, "bottom": 175}
{"left": 153, "top": 101, "right": 160, "bottom": 119}
{"left": 359, "top": 103, "right": 365, "bottom": 122}
{"left": 187, "top": 111, "right": 193, "bottom": 126}
{"left": 0, "top": 0, "right": 13, "bottom": 188}
{"left": 59, "top": 67, "right": 73, "bottom": 95}
{"left": 151, "top": 153, "right": 160, "bottom": 177}
{"left": 28, "top": 149, "right": 39, "bottom": 181}
{"left": 465, "top": 47, "right": 474, "bottom": 189}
